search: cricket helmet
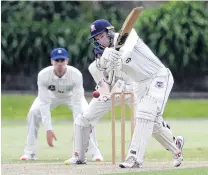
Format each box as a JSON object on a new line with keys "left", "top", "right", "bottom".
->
{"left": 89, "top": 19, "right": 114, "bottom": 39}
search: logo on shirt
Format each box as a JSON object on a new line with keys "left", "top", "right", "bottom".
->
{"left": 155, "top": 81, "right": 164, "bottom": 88}
{"left": 130, "top": 150, "right": 136, "bottom": 155}
{"left": 125, "top": 57, "right": 131, "bottom": 63}
{"left": 48, "top": 85, "right": 56, "bottom": 91}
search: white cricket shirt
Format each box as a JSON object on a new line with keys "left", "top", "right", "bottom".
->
{"left": 37, "top": 65, "right": 85, "bottom": 130}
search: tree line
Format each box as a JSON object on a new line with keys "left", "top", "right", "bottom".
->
{"left": 1, "top": 1, "right": 208, "bottom": 91}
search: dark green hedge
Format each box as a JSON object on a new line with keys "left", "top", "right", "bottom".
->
{"left": 1, "top": 1, "right": 208, "bottom": 91}
{"left": 135, "top": 1, "right": 208, "bottom": 82}
{"left": 1, "top": 1, "right": 123, "bottom": 73}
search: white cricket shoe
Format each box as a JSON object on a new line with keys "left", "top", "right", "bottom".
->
{"left": 91, "top": 152, "right": 104, "bottom": 162}
{"left": 173, "top": 136, "right": 184, "bottom": 167}
{"left": 64, "top": 156, "right": 87, "bottom": 165}
{"left": 20, "top": 154, "right": 36, "bottom": 160}
{"left": 119, "top": 156, "right": 142, "bottom": 168}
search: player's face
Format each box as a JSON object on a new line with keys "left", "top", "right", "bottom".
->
{"left": 94, "top": 32, "right": 110, "bottom": 48}
{"left": 51, "top": 59, "right": 68, "bottom": 76}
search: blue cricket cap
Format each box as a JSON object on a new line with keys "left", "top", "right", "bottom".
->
{"left": 89, "top": 19, "right": 114, "bottom": 39}
{"left": 50, "top": 48, "right": 70, "bottom": 60}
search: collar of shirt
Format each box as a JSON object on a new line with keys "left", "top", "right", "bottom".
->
{"left": 52, "top": 69, "right": 68, "bottom": 80}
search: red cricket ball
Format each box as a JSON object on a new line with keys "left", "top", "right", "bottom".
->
{"left": 92, "top": 91, "right": 100, "bottom": 98}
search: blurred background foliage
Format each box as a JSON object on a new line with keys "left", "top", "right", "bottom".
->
{"left": 1, "top": 1, "right": 208, "bottom": 91}
{"left": 135, "top": 1, "right": 208, "bottom": 90}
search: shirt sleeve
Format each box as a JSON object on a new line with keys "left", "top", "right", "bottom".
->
{"left": 37, "top": 73, "right": 53, "bottom": 131}
{"left": 88, "top": 61, "right": 103, "bottom": 84}
{"left": 71, "top": 72, "right": 88, "bottom": 118}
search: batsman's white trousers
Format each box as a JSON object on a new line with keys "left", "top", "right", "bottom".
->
{"left": 79, "top": 68, "right": 177, "bottom": 155}
{"left": 23, "top": 96, "right": 100, "bottom": 156}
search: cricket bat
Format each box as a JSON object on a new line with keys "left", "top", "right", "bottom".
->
{"left": 106, "top": 7, "right": 144, "bottom": 87}
{"left": 115, "top": 6, "right": 144, "bottom": 50}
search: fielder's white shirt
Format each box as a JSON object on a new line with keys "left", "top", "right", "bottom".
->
{"left": 37, "top": 65, "right": 85, "bottom": 130}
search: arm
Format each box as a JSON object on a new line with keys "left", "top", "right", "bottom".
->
{"left": 88, "top": 61, "right": 112, "bottom": 97}
{"left": 37, "top": 73, "right": 53, "bottom": 131}
{"left": 88, "top": 61, "right": 103, "bottom": 84}
{"left": 38, "top": 73, "right": 57, "bottom": 147}
{"left": 89, "top": 60, "right": 124, "bottom": 99}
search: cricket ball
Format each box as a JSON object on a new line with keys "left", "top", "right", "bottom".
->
{"left": 93, "top": 91, "right": 100, "bottom": 98}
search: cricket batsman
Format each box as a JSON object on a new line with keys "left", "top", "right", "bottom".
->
{"left": 64, "top": 20, "right": 184, "bottom": 168}
{"left": 20, "top": 47, "right": 103, "bottom": 162}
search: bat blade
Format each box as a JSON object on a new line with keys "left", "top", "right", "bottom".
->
{"left": 106, "top": 7, "right": 144, "bottom": 88}
{"left": 115, "top": 7, "right": 144, "bottom": 51}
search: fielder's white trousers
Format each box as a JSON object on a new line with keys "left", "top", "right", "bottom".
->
{"left": 23, "top": 96, "right": 100, "bottom": 157}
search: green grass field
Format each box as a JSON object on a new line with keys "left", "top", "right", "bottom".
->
{"left": 2, "top": 119, "right": 208, "bottom": 174}
{"left": 1, "top": 94, "right": 208, "bottom": 120}
{"left": 2, "top": 120, "right": 208, "bottom": 162}
{"left": 1, "top": 94, "right": 208, "bottom": 174}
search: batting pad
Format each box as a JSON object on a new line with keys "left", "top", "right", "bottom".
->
{"left": 73, "top": 117, "right": 92, "bottom": 161}
{"left": 152, "top": 124, "right": 179, "bottom": 155}
{"left": 136, "top": 95, "right": 158, "bottom": 121}
{"left": 125, "top": 95, "right": 158, "bottom": 163}
{"left": 126, "top": 118, "right": 154, "bottom": 164}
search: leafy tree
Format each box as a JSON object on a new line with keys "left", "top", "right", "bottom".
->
{"left": 135, "top": 1, "right": 208, "bottom": 83}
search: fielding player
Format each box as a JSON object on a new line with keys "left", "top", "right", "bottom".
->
{"left": 20, "top": 48, "right": 103, "bottom": 162}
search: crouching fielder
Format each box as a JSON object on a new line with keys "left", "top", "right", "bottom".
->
{"left": 68, "top": 19, "right": 184, "bottom": 168}
{"left": 20, "top": 48, "right": 103, "bottom": 162}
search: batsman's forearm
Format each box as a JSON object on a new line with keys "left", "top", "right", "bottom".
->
{"left": 88, "top": 61, "right": 103, "bottom": 84}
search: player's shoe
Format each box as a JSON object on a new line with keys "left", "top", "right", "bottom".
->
{"left": 91, "top": 152, "right": 104, "bottom": 162}
{"left": 119, "top": 156, "right": 142, "bottom": 168}
{"left": 20, "top": 154, "right": 36, "bottom": 160}
{"left": 64, "top": 156, "right": 87, "bottom": 165}
{"left": 173, "top": 136, "right": 184, "bottom": 167}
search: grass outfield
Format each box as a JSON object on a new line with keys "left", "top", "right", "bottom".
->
{"left": 1, "top": 94, "right": 208, "bottom": 120}
{"left": 2, "top": 119, "right": 208, "bottom": 174}
{"left": 1, "top": 119, "right": 208, "bottom": 175}
{"left": 2, "top": 120, "right": 208, "bottom": 163}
